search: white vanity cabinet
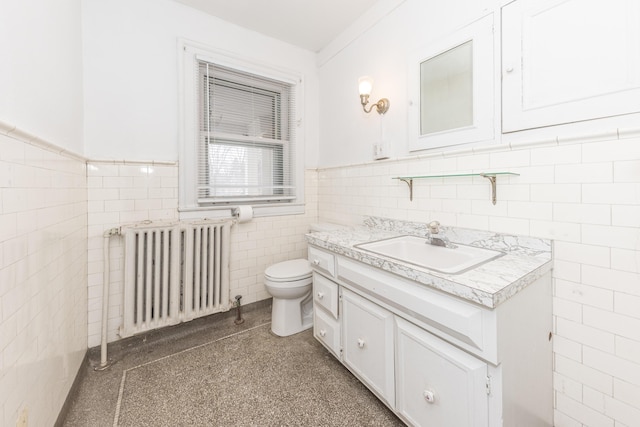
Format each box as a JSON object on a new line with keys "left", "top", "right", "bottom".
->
{"left": 502, "top": 0, "right": 640, "bottom": 132}
{"left": 342, "top": 288, "right": 395, "bottom": 407}
{"left": 308, "top": 245, "right": 552, "bottom": 427}
{"left": 395, "top": 317, "right": 488, "bottom": 427}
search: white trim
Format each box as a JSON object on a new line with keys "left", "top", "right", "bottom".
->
{"left": 178, "top": 203, "right": 305, "bottom": 220}
{"left": 88, "top": 159, "right": 177, "bottom": 166}
{"left": 0, "top": 119, "right": 87, "bottom": 162}
{"left": 194, "top": 53, "right": 300, "bottom": 87}
{"left": 315, "top": 122, "right": 640, "bottom": 172}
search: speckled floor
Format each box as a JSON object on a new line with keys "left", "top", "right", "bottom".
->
{"left": 62, "top": 301, "right": 404, "bottom": 426}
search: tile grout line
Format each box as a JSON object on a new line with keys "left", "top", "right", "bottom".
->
{"left": 112, "top": 371, "right": 127, "bottom": 427}
{"left": 111, "top": 322, "right": 271, "bottom": 426}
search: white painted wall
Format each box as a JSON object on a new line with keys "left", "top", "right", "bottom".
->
{"left": 82, "top": 0, "right": 320, "bottom": 166}
{"left": 318, "top": 0, "right": 495, "bottom": 167}
{"left": 0, "top": 0, "right": 84, "bottom": 154}
{"left": 317, "top": 0, "right": 640, "bottom": 425}
{"left": 0, "top": 2, "right": 87, "bottom": 425}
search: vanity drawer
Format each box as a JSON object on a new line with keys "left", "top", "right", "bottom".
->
{"left": 313, "top": 272, "right": 339, "bottom": 319}
{"left": 314, "top": 307, "right": 341, "bottom": 357}
{"left": 308, "top": 246, "right": 336, "bottom": 277}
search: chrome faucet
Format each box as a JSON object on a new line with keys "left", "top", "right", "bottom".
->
{"left": 427, "top": 220, "right": 456, "bottom": 248}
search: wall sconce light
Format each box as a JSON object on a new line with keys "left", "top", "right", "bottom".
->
{"left": 358, "top": 76, "right": 390, "bottom": 115}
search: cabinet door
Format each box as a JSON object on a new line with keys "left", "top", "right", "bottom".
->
{"left": 342, "top": 288, "right": 395, "bottom": 407}
{"left": 502, "top": 0, "right": 640, "bottom": 132}
{"left": 408, "top": 13, "right": 494, "bottom": 150}
{"left": 396, "top": 318, "right": 488, "bottom": 427}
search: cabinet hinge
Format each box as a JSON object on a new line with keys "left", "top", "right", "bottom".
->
{"left": 485, "top": 376, "right": 491, "bottom": 395}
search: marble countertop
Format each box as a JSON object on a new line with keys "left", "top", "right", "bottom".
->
{"left": 305, "top": 217, "right": 553, "bottom": 309}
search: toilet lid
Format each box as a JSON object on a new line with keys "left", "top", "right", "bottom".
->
{"left": 265, "top": 259, "right": 312, "bottom": 281}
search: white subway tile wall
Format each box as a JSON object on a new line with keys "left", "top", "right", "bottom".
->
{"left": 317, "top": 135, "right": 640, "bottom": 426}
{"left": 86, "top": 164, "right": 318, "bottom": 347}
{"left": 2, "top": 124, "right": 637, "bottom": 426}
{"left": 0, "top": 133, "right": 87, "bottom": 427}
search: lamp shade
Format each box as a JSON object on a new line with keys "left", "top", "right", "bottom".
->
{"left": 358, "top": 76, "right": 374, "bottom": 96}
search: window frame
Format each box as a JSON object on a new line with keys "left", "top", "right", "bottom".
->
{"left": 178, "top": 39, "right": 305, "bottom": 219}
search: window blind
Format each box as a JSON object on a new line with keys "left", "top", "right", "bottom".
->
{"left": 196, "top": 61, "right": 296, "bottom": 204}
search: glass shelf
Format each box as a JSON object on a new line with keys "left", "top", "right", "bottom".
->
{"left": 392, "top": 172, "right": 520, "bottom": 204}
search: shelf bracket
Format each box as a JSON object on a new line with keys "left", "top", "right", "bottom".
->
{"left": 480, "top": 174, "right": 497, "bottom": 205}
{"left": 398, "top": 178, "right": 414, "bottom": 201}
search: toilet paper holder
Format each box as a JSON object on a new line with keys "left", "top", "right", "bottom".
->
{"left": 232, "top": 205, "right": 254, "bottom": 223}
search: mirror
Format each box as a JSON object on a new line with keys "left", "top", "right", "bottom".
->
{"left": 408, "top": 14, "right": 493, "bottom": 152}
{"left": 420, "top": 41, "right": 473, "bottom": 135}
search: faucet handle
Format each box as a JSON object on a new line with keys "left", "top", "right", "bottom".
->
{"left": 428, "top": 221, "right": 440, "bottom": 234}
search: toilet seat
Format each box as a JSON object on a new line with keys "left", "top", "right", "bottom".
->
{"left": 264, "top": 259, "right": 312, "bottom": 282}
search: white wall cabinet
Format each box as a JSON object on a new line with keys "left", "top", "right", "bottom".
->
{"left": 408, "top": 14, "right": 495, "bottom": 151}
{"left": 309, "top": 245, "right": 552, "bottom": 427}
{"left": 502, "top": 0, "right": 640, "bottom": 132}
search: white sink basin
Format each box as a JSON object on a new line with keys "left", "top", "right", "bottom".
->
{"left": 355, "top": 235, "right": 504, "bottom": 274}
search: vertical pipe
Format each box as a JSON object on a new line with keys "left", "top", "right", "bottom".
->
{"left": 97, "top": 228, "right": 119, "bottom": 370}
{"left": 101, "top": 233, "right": 110, "bottom": 367}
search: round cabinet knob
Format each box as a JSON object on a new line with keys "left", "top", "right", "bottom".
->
{"left": 357, "top": 338, "right": 365, "bottom": 349}
{"left": 317, "top": 292, "right": 324, "bottom": 300}
{"left": 312, "top": 259, "right": 320, "bottom": 266}
{"left": 319, "top": 329, "right": 327, "bottom": 337}
{"left": 423, "top": 390, "right": 435, "bottom": 403}
{"left": 505, "top": 67, "right": 514, "bottom": 73}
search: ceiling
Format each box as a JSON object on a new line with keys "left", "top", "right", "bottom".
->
{"left": 173, "top": 0, "right": 379, "bottom": 52}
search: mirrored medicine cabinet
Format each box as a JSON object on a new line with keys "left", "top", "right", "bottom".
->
{"left": 408, "top": 14, "right": 494, "bottom": 151}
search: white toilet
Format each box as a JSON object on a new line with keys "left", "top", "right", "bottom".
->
{"left": 264, "top": 223, "right": 345, "bottom": 337}
{"left": 264, "top": 259, "right": 313, "bottom": 336}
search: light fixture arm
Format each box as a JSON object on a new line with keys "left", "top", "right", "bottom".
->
{"left": 360, "top": 94, "right": 390, "bottom": 115}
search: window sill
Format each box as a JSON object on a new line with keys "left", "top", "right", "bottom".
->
{"left": 178, "top": 203, "right": 305, "bottom": 220}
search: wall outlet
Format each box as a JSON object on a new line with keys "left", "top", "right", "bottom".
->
{"left": 372, "top": 142, "right": 390, "bottom": 160}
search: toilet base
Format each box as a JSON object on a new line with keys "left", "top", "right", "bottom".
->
{"left": 270, "top": 293, "right": 313, "bottom": 337}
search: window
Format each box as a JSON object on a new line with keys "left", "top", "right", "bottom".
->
{"left": 179, "top": 41, "right": 304, "bottom": 217}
